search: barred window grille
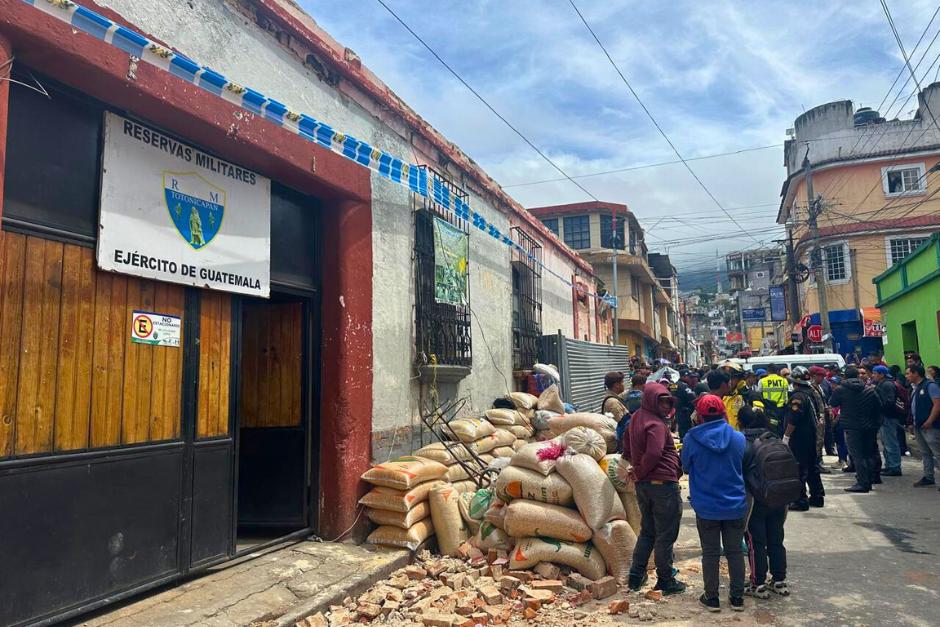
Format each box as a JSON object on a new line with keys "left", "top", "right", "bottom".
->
{"left": 889, "top": 237, "right": 928, "bottom": 265}
{"left": 414, "top": 167, "right": 472, "bottom": 367}
{"left": 511, "top": 227, "right": 542, "bottom": 371}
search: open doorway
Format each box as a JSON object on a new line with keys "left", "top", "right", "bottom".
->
{"left": 235, "top": 294, "right": 311, "bottom": 551}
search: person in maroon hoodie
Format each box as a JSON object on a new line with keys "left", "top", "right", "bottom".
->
{"left": 622, "top": 382, "right": 688, "bottom": 594}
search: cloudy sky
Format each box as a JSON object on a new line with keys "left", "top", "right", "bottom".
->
{"left": 301, "top": 0, "right": 938, "bottom": 286}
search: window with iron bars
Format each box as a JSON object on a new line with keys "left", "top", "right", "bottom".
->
{"left": 511, "top": 227, "right": 543, "bottom": 371}
{"left": 414, "top": 167, "right": 472, "bottom": 367}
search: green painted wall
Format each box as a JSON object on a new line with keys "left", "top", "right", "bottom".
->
{"left": 876, "top": 234, "right": 940, "bottom": 367}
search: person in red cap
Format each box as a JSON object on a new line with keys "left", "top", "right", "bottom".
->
{"left": 682, "top": 394, "right": 748, "bottom": 612}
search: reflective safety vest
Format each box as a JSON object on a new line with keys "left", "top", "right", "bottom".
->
{"left": 761, "top": 374, "right": 789, "bottom": 408}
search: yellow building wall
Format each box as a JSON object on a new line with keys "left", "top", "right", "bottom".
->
{"left": 788, "top": 156, "right": 940, "bottom": 315}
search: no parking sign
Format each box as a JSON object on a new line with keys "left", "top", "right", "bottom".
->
{"left": 130, "top": 311, "right": 182, "bottom": 347}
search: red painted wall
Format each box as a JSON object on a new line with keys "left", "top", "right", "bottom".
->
{"left": 0, "top": 0, "right": 373, "bottom": 540}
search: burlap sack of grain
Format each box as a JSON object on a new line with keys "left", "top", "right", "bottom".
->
{"left": 556, "top": 453, "right": 615, "bottom": 529}
{"left": 509, "top": 537, "right": 607, "bottom": 580}
{"left": 366, "top": 518, "right": 434, "bottom": 551}
{"left": 511, "top": 439, "right": 527, "bottom": 451}
{"left": 509, "top": 392, "right": 539, "bottom": 410}
{"left": 474, "top": 521, "right": 513, "bottom": 551}
{"left": 446, "top": 463, "right": 472, "bottom": 482}
{"left": 547, "top": 413, "right": 618, "bottom": 438}
{"left": 510, "top": 439, "right": 565, "bottom": 475}
{"left": 448, "top": 418, "right": 497, "bottom": 443}
{"left": 562, "top": 427, "right": 606, "bottom": 461}
{"left": 429, "top": 485, "right": 469, "bottom": 556}
{"left": 620, "top": 491, "right": 643, "bottom": 536}
{"left": 358, "top": 479, "right": 446, "bottom": 513}
{"left": 598, "top": 454, "right": 631, "bottom": 493}
{"left": 495, "top": 466, "right": 574, "bottom": 506}
{"left": 484, "top": 408, "right": 519, "bottom": 426}
{"left": 366, "top": 501, "right": 431, "bottom": 529}
{"left": 537, "top": 384, "right": 566, "bottom": 414}
{"left": 449, "top": 480, "right": 477, "bottom": 494}
{"left": 469, "top": 434, "right": 500, "bottom": 455}
{"left": 414, "top": 442, "right": 473, "bottom": 465}
{"left": 608, "top": 489, "right": 626, "bottom": 521}
{"left": 507, "top": 425, "right": 535, "bottom": 439}
{"left": 520, "top": 408, "right": 536, "bottom": 424}
{"left": 492, "top": 428, "right": 517, "bottom": 447}
{"left": 483, "top": 499, "right": 507, "bottom": 529}
{"left": 457, "top": 491, "right": 482, "bottom": 535}
{"left": 592, "top": 520, "right": 638, "bottom": 583}
{"left": 361, "top": 457, "right": 448, "bottom": 490}
{"left": 503, "top": 499, "right": 592, "bottom": 543}
{"left": 492, "top": 446, "right": 516, "bottom": 458}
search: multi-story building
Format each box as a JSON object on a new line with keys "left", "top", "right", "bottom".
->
{"left": 778, "top": 91, "right": 940, "bottom": 357}
{"left": 725, "top": 247, "right": 785, "bottom": 354}
{"left": 528, "top": 201, "right": 676, "bottom": 360}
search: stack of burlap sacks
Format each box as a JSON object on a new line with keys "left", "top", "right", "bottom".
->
{"left": 456, "top": 416, "right": 645, "bottom": 584}
{"left": 360, "top": 456, "right": 451, "bottom": 551}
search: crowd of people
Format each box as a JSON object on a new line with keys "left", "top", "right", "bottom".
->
{"left": 601, "top": 353, "right": 940, "bottom": 613}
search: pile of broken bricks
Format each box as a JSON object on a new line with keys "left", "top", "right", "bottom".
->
{"left": 295, "top": 547, "right": 667, "bottom": 627}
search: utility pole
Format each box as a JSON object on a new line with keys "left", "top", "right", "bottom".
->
{"left": 850, "top": 248, "right": 861, "bottom": 312}
{"left": 612, "top": 207, "right": 619, "bottom": 346}
{"left": 804, "top": 150, "right": 833, "bottom": 351}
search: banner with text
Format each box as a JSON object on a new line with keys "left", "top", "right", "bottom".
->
{"left": 98, "top": 112, "right": 271, "bottom": 297}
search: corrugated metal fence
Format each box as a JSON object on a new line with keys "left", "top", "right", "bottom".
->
{"left": 540, "top": 333, "right": 631, "bottom": 413}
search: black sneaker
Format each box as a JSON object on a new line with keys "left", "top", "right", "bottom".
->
{"left": 654, "top": 578, "right": 687, "bottom": 595}
{"left": 844, "top": 484, "right": 870, "bottom": 493}
{"left": 872, "top": 476, "right": 883, "bottom": 485}
{"left": 809, "top": 496, "right": 825, "bottom": 508}
{"left": 914, "top": 477, "right": 936, "bottom": 487}
{"left": 699, "top": 593, "right": 720, "bottom": 612}
{"left": 627, "top": 572, "right": 649, "bottom": 592}
{"left": 883, "top": 469, "right": 903, "bottom": 477}
{"left": 730, "top": 596, "right": 744, "bottom": 612}
{"left": 788, "top": 502, "right": 809, "bottom": 511}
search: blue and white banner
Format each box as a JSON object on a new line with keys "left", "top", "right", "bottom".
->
{"left": 23, "top": 0, "right": 596, "bottom": 296}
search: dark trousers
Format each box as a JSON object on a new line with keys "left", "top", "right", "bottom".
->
{"left": 834, "top": 421, "right": 848, "bottom": 462}
{"left": 677, "top": 410, "right": 693, "bottom": 440}
{"left": 844, "top": 428, "right": 878, "bottom": 489}
{"left": 795, "top": 452, "right": 824, "bottom": 506}
{"left": 898, "top": 423, "right": 909, "bottom": 456}
{"left": 746, "top": 502, "right": 787, "bottom": 585}
{"left": 629, "top": 481, "right": 682, "bottom": 583}
{"left": 869, "top": 428, "right": 882, "bottom": 480}
{"left": 696, "top": 516, "right": 746, "bottom": 599}
{"left": 824, "top": 416, "right": 836, "bottom": 455}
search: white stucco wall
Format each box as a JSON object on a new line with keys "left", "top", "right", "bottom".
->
{"left": 102, "top": 0, "right": 516, "bottom": 458}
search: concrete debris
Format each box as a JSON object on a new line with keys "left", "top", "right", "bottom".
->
{"left": 302, "top": 544, "right": 679, "bottom": 626}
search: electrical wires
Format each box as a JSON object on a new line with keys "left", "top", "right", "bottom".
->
{"left": 566, "top": 0, "right": 761, "bottom": 246}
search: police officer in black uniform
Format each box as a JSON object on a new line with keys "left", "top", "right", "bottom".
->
{"left": 782, "top": 366, "right": 826, "bottom": 510}
{"left": 671, "top": 369, "right": 698, "bottom": 439}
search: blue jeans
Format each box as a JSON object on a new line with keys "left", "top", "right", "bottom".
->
{"left": 880, "top": 418, "right": 902, "bottom": 472}
{"left": 834, "top": 421, "right": 848, "bottom": 462}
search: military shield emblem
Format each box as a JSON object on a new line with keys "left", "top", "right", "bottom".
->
{"left": 163, "top": 172, "right": 225, "bottom": 250}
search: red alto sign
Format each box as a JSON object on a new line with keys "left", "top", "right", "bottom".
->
{"left": 807, "top": 324, "right": 823, "bottom": 343}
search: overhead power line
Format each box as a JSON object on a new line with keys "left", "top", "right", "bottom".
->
{"left": 375, "top": 0, "right": 602, "bottom": 203}
{"left": 567, "top": 0, "right": 761, "bottom": 245}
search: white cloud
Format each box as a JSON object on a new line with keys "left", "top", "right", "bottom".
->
{"left": 302, "top": 0, "right": 940, "bottom": 279}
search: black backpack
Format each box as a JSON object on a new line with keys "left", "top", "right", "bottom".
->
{"left": 749, "top": 433, "right": 802, "bottom": 508}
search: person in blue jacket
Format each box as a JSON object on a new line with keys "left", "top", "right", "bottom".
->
{"left": 681, "top": 394, "right": 748, "bottom": 613}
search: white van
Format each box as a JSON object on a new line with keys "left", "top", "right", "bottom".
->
{"left": 734, "top": 354, "right": 846, "bottom": 372}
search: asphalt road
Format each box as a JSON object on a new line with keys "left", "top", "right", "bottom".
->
{"left": 764, "top": 454, "right": 940, "bottom": 626}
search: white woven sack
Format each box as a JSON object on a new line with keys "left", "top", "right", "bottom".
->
{"left": 562, "top": 427, "right": 606, "bottom": 461}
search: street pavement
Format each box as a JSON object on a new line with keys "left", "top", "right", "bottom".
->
{"left": 566, "top": 453, "right": 940, "bottom": 627}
